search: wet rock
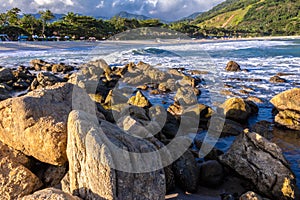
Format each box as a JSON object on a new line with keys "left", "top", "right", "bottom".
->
{"left": 276, "top": 72, "right": 296, "bottom": 76}
{"left": 219, "top": 98, "right": 255, "bottom": 122}
{"left": 168, "top": 69, "right": 184, "bottom": 77}
{"left": 175, "top": 86, "right": 198, "bottom": 106}
{"left": 246, "top": 96, "right": 264, "bottom": 104}
{"left": 137, "top": 84, "right": 148, "bottom": 90}
{"left": 0, "top": 84, "right": 12, "bottom": 101}
{"left": 219, "top": 130, "right": 296, "bottom": 200}
{"left": 187, "top": 69, "right": 209, "bottom": 75}
{"left": 0, "top": 157, "right": 42, "bottom": 200}
{"left": 239, "top": 191, "right": 265, "bottom": 200}
{"left": 168, "top": 102, "right": 183, "bottom": 116}
{"left": 30, "top": 72, "right": 64, "bottom": 90}
{"left": 128, "top": 91, "right": 151, "bottom": 108}
{"left": 12, "top": 68, "right": 34, "bottom": 82}
{"left": 150, "top": 89, "right": 161, "bottom": 95}
{"left": 270, "top": 88, "right": 300, "bottom": 112}
{"left": 123, "top": 74, "right": 150, "bottom": 85}
{"left": 225, "top": 61, "right": 241, "bottom": 72}
{"left": 185, "top": 104, "right": 213, "bottom": 129}
{"left": 245, "top": 100, "right": 259, "bottom": 115}
{"left": 20, "top": 188, "right": 81, "bottom": 200}
{"left": 239, "top": 89, "right": 249, "bottom": 95}
{"left": 270, "top": 75, "right": 287, "bottom": 83}
{"left": 274, "top": 110, "right": 300, "bottom": 130}
{"left": 173, "top": 150, "right": 200, "bottom": 193}
{"left": 158, "top": 79, "right": 176, "bottom": 92}
{"left": 270, "top": 88, "right": 300, "bottom": 130}
{"left": 251, "top": 120, "right": 273, "bottom": 140}
{"left": 220, "top": 89, "right": 235, "bottom": 96}
{"left": 67, "top": 110, "right": 165, "bottom": 200}
{"left": 0, "top": 83, "right": 94, "bottom": 166}
{"left": 179, "top": 75, "right": 200, "bottom": 88}
{"left": 0, "top": 68, "right": 14, "bottom": 82}
{"left": 161, "top": 112, "right": 179, "bottom": 139}
{"left": 199, "top": 160, "right": 224, "bottom": 187}
{"left": 13, "top": 79, "right": 31, "bottom": 89}
{"left": 209, "top": 117, "right": 244, "bottom": 137}
{"left": 52, "top": 63, "right": 74, "bottom": 73}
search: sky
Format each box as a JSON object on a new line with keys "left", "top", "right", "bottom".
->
{"left": 0, "top": 0, "right": 225, "bottom": 21}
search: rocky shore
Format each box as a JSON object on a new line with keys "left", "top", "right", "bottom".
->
{"left": 0, "top": 59, "right": 299, "bottom": 200}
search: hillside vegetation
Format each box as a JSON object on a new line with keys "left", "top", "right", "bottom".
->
{"left": 193, "top": 0, "right": 300, "bottom": 35}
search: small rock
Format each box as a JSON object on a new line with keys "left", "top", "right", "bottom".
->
{"left": 270, "top": 75, "right": 287, "bottom": 83}
{"left": 175, "top": 86, "right": 198, "bottom": 105}
{"left": 239, "top": 191, "right": 263, "bottom": 200}
{"left": 225, "top": 61, "right": 241, "bottom": 72}
{"left": 128, "top": 91, "right": 151, "bottom": 108}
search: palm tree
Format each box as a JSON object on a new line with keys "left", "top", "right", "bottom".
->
{"left": 20, "top": 14, "right": 38, "bottom": 35}
{"left": 6, "top": 7, "right": 21, "bottom": 26}
{"left": 39, "top": 9, "right": 55, "bottom": 36}
{"left": 63, "top": 12, "right": 76, "bottom": 24}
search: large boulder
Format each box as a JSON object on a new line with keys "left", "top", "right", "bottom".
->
{"left": 219, "top": 98, "right": 257, "bottom": 122}
{"left": 0, "top": 83, "right": 93, "bottom": 166}
{"left": 0, "top": 140, "right": 31, "bottom": 168}
{"left": 0, "top": 157, "right": 42, "bottom": 200}
{"left": 66, "top": 110, "right": 165, "bottom": 200}
{"left": 219, "top": 130, "right": 296, "bottom": 200}
{"left": 21, "top": 188, "right": 81, "bottom": 200}
{"left": 270, "top": 88, "right": 300, "bottom": 112}
{"left": 270, "top": 88, "right": 300, "bottom": 130}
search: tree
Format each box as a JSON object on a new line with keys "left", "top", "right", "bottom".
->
{"left": 39, "top": 9, "right": 55, "bottom": 36}
{"left": 20, "top": 14, "right": 39, "bottom": 35}
{"left": 0, "top": 13, "right": 8, "bottom": 26}
{"left": 62, "top": 12, "right": 76, "bottom": 24}
{"left": 6, "top": 8, "right": 21, "bottom": 26}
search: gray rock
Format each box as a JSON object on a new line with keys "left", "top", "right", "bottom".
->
{"left": 219, "top": 130, "right": 296, "bottom": 200}
{"left": 66, "top": 110, "right": 165, "bottom": 200}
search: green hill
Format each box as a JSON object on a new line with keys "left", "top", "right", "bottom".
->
{"left": 193, "top": 0, "right": 300, "bottom": 35}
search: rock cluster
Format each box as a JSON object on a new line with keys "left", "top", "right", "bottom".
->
{"left": 0, "top": 59, "right": 297, "bottom": 200}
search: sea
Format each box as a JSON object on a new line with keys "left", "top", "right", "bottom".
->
{"left": 0, "top": 38, "right": 300, "bottom": 189}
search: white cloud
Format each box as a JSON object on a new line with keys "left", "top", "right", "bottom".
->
{"left": 0, "top": 0, "right": 225, "bottom": 20}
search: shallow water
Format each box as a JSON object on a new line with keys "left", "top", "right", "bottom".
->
{"left": 1, "top": 39, "right": 299, "bottom": 189}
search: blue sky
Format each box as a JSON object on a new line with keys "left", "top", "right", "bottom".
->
{"left": 0, "top": 0, "right": 225, "bottom": 21}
